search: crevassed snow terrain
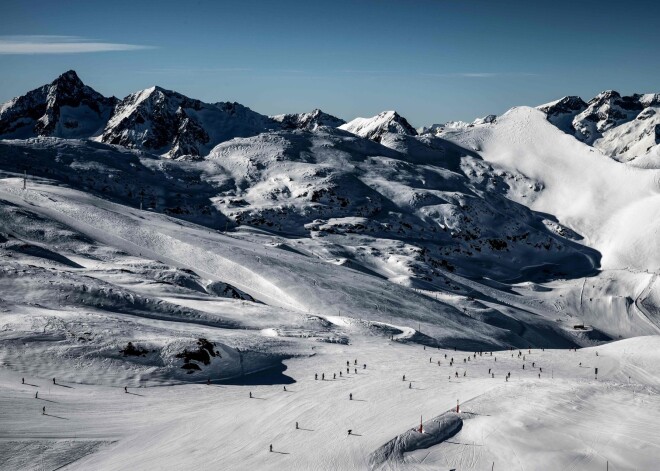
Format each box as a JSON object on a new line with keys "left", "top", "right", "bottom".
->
{"left": 0, "top": 71, "right": 659, "bottom": 470}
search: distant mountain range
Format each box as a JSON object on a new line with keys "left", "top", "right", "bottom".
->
{"left": 3, "top": 70, "right": 657, "bottom": 162}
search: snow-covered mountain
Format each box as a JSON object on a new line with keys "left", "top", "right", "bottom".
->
{"left": 538, "top": 91, "right": 660, "bottom": 162}
{"left": 270, "top": 108, "right": 345, "bottom": 130}
{"left": 2, "top": 71, "right": 660, "bottom": 470}
{"left": 99, "top": 86, "right": 278, "bottom": 159}
{"left": 0, "top": 70, "right": 116, "bottom": 139}
{"left": 339, "top": 110, "right": 417, "bottom": 141}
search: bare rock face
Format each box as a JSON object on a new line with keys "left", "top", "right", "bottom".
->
{"left": 0, "top": 70, "right": 117, "bottom": 139}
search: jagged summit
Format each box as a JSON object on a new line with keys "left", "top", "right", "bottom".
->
{"left": 537, "top": 90, "right": 660, "bottom": 160}
{"left": 0, "top": 69, "right": 117, "bottom": 139}
{"left": 270, "top": 108, "right": 345, "bottom": 130}
{"left": 100, "top": 85, "right": 278, "bottom": 158}
{"left": 339, "top": 110, "right": 417, "bottom": 142}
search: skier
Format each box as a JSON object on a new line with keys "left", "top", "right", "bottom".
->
{"left": 322, "top": 373, "right": 325, "bottom": 380}
{"left": 35, "top": 391, "right": 38, "bottom": 399}
{"left": 333, "top": 373, "right": 336, "bottom": 379}
{"left": 340, "top": 371, "right": 342, "bottom": 377}
{"left": 269, "top": 444, "right": 273, "bottom": 452}
{"left": 489, "top": 368, "right": 491, "bottom": 374}
{"left": 53, "top": 378, "right": 56, "bottom": 385}
{"left": 402, "top": 375, "right": 406, "bottom": 381}
{"left": 455, "top": 372, "right": 458, "bottom": 378}
{"left": 354, "top": 359, "right": 357, "bottom": 365}
{"left": 522, "top": 364, "right": 525, "bottom": 370}
{"left": 249, "top": 391, "right": 252, "bottom": 398}
{"left": 315, "top": 373, "right": 318, "bottom": 380}
{"left": 540, "top": 367, "right": 543, "bottom": 373}
{"left": 346, "top": 361, "right": 349, "bottom": 367}
{"left": 409, "top": 382, "right": 412, "bottom": 389}
{"left": 430, "top": 357, "right": 432, "bottom": 363}
{"left": 124, "top": 386, "right": 128, "bottom": 393}
{"left": 348, "top": 429, "right": 352, "bottom": 435}
{"left": 463, "top": 371, "right": 466, "bottom": 377}
{"left": 283, "top": 386, "right": 287, "bottom": 392}
{"left": 492, "top": 373, "right": 494, "bottom": 378}
{"left": 354, "top": 368, "right": 357, "bottom": 374}
{"left": 363, "top": 364, "right": 366, "bottom": 369}
{"left": 42, "top": 406, "right": 45, "bottom": 415}
{"left": 295, "top": 422, "right": 299, "bottom": 429}
{"left": 346, "top": 367, "right": 349, "bottom": 374}
{"left": 532, "top": 362, "right": 535, "bottom": 367}
{"left": 349, "top": 393, "right": 353, "bottom": 400}
{"left": 22, "top": 378, "right": 24, "bottom": 384}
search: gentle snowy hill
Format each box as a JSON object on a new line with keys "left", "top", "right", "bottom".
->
{"left": 0, "top": 70, "right": 116, "bottom": 140}
{"left": 339, "top": 110, "right": 417, "bottom": 142}
{"left": 439, "top": 106, "right": 660, "bottom": 271}
{"left": 271, "top": 108, "right": 346, "bottom": 130}
{"left": 100, "top": 86, "right": 278, "bottom": 159}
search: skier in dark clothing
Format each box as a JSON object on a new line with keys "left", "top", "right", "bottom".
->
{"left": 269, "top": 444, "right": 273, "bottom": 452}
{"left": 124, "top": 386, "right": 128, "bottom": 393}
{"left": 35, "top": 391, "right": 38, "bottom": 399}
{"left": 349, "top": 393, "right": 353, "bottom": 400}
{"left": 53, "top": 378, "right": 56, "bottom": 385}
{"left": 249, "top": 391, "right": 252, "bottom": 398}
{"left": 22, "top": 378, "right": 24, "bottom": 384}
{"left": 283, "top": 386, "right": 287, "bottom": 392}
{"left": 296, "top": 422, "right": 299, "bottom": 429}
{"left": 402, "top": 375, "right": 406, "bottom": 381}
{"left": 348, "top": 429, "right": 352, "bottom": 435}
{"left": 315, "top": 373, "right": 318, "bottom": 380}
{"left": 42, "top": 406, "right": 45, "bottom": 415}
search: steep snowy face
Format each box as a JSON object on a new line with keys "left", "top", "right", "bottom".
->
{"left": 571, "top": 90, "right": 645, "bottom": 144}
{"left": 0, "top": 70, "right": 116, "bottom": 139}
{"left": 271, "top": 108, "right": 345, "bottom": 130}
{"left": 339, "top": 110, "right": 418, "bottom": 142}
{"left": 100, "top": 87, "right": 278, "bottom": 159}
{"left": 536, "top": 96, "right": 587, "bottom": 133}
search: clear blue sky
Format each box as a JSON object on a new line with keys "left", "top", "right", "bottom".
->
{"left": 1, "top": 0, "right": 658, "bottom": 127}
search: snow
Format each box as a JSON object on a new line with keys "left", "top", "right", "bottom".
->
{"left": 439, "top": 106, "right": 660, "bottom": 271}
{"left": 1, "top": 72, "right": 660, "bottom": 469}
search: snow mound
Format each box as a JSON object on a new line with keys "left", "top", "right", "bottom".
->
{"left": 369, "top": 410, "right": 463, "bottom": 469}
